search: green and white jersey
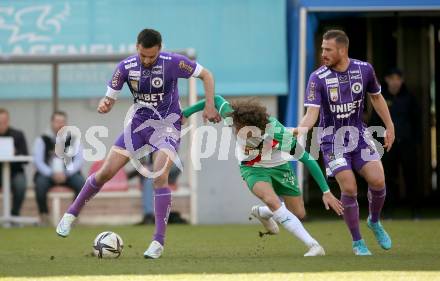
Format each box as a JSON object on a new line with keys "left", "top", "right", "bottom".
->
{"left": 237, "top": 117, "right": 298, "bottom": 168}
{"left": 182, "top": 95, "right": 330, "bottom": 193}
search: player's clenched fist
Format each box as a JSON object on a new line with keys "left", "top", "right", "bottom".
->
{"left": 97, "top": 97, "right": 115, "bottom": 113}
{"left": 202, "top": 104, "right": 221, "bottom": 124}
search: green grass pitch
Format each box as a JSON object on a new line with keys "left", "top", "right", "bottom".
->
{"left": 1, "top": 220, "right": 439, "bottom": 281}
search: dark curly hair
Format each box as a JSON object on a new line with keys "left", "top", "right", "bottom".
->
{"left": 229, "top": 99, "right": 269, "bottom": 132}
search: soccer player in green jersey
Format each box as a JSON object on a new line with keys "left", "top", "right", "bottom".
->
{"left": 183, "top": 95, "right": 343, "bottom": 256}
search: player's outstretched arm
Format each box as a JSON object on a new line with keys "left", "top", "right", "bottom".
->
{"left": 97, "top": 97, "right": 116, "bottom": 114}
{"left": 294, "top": 107, "right": 320, "bottom": 136}
{"left": 198, "top": 69, "right": 221, "bottom": 123}
{"left": 296, "top": 149, "right": 329, "bottom": 193}
{"left": 182, "top": 95, "right": 234, "bottom": 119}
{"left": 295, "top": 148, "right": 343, "bottom": 215}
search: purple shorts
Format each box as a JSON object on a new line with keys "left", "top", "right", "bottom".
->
{"left": 321, "top": 137, "right": 380, "bottom": 178}
{"left": 114, "top": 112, "right": 182, "bottom": 155}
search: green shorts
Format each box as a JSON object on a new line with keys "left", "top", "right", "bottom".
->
{"left": 239, "top": 163, "right": 301, "bottom": 197}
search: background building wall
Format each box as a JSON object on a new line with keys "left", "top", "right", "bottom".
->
{"left": 0, "top": 0, "right": 288, "bottom": 98}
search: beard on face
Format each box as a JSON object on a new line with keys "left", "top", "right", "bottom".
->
{"left": 323, "top": 55, "right": 340, "bottom": 68}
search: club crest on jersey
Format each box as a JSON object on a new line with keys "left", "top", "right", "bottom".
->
{"left": 329, "top": 87, "right": 339, "bottom": 102}
{"left": 152, "top": 77, "right": 163, "bottom": 88}
{"left": 351, "top": 82, "right": 362, "bottom": 94}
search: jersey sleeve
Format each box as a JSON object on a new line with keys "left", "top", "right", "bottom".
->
{"left": 269, "top": 117, "right": 329, "bottom": 192}
{"left": 269, "top": 117, "right": 297, "bottom": 152}
{"left": 182, "top": 95, "right": 233, "bottom": 118}
{"left": 171, "top": 53, "right": 202, "bottom": 79}
{"left": 106, "top": 62, "right": 128, "bottom": 99}
{"left": 304, "top": 74, "right": 322, "bottom": 108}
{"left": 298, "top": 151, "right": 330, "bottom": 193}
{"left": 366, "top": 63, "right": 381, "bottom": 95}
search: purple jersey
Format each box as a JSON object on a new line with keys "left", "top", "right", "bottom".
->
{"left": 110, "top": 52, "right": 202, "bottom": 155}
{"left": 107, "top": 51, "right": 201, "bottom": 118}
{"left": 304, "top": 59, "right": 381, "bottom": 144}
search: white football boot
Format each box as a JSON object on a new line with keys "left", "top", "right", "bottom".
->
{"left": 144, "top": 240, "right": 164, "bottom": 259}
{"left": 251, "top": 205, "right": 279, "bottom": 235}
{"left": 56, "top": 213, "right": 76, "bottom": 237}
{"left": 304, "top": 244, "right": 325, "bottom": 257}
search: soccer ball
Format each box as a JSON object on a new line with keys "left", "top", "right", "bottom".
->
{"left": 93, "top": 231, "right": 124, "bottom": 258}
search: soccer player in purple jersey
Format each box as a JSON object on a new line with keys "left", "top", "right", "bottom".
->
{"left": 56, "top": 29, "right": 221, "bottom": 259}
{"left": 295, "top": 30, "right": 395, "bottom": 255}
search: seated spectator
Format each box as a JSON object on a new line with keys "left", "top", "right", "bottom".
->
{"left": 0, "top": 108, "right": 29, "bottom": 217}
{"left": 139, "top": 163, "right": 186, "bottom": 224}
{"left": 128, "top": 152, "right": 185, "bottom": 225}
{"left": 33, "top": 111, "right": 85, "bottom": 225}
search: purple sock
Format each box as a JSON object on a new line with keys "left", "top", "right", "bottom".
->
{"left": 368, "top": 186, "right": 386, "bottom": 223}
{"left": 153, "top": 187, "right": 172, "bottom": 246}
{"left": 341, "top": 194, "right": 362, "bottom": 241}
{"left": 67, "top": 173, "right": 102, "bottom": 216}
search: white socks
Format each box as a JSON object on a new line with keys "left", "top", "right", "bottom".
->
{"left": 258, "top": 202, "right": 286, "bottom": 219}
{"left": 258, "top": 205, "right": 275, "bottom": 219}
{"left": 272, "top": 204, "right": 318, "bottom": 247}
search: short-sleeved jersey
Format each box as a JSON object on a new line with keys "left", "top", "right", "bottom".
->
{"left": 304, "top": 59, "right": 381, "bottom": 144}
{"left": 107, "top": 51, "right": 201, "bottom": 117}
{"left": 237, "top": 116, "right": 297, "bottom": 168}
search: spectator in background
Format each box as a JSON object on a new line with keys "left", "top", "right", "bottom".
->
{"left": 33, "top": 111, "right": 85, "bottom": 225}
{"left": 139, "top": 177, "right": 155, "bottom": 224}
{"left": 130, "top": 153, "right": 184, "bottom": 225}
{"left": 370, "top": 68, "right": 422, "bottom": 218}
{"left": 0, "top": 108, "right": 29, "bottom": 217}
{"left": 166, "top": 163, "right": 187, "bottom": 224}
{"left": 127, "top": 155, "right": 155, "bottom": 225}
